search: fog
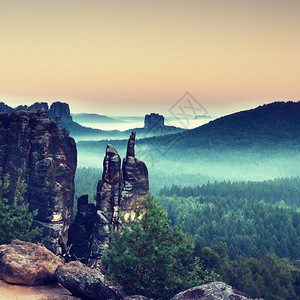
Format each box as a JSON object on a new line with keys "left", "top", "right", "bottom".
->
{"left": 76, "top": 138, "right": 300, "bottom": 195}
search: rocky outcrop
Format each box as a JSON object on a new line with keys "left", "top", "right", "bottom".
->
{"left": 121, "top": 131, "right": 149, "bottom": 217}
{"left": 0, "top": 240, "right": 63, "bottom": 286}
{"left": 144, "top": 113, "right": 164, "bottom": 130}
{"left": 0, "top": 110, "right": 77, "bottom": 255}
{"left": 56, "top": 261, "right": 125, "bottom": 300}
{"left": 96, "top": 144, "right": 121, "bottom": 223}
{"left": 94, "top": 132, "right": 148, "bottom": 259}
{"left": 170, "top": 282, "right": 261, "bottom": 300}
{"left": 48, "top": 102, "right": 73, "bottom": 125}
{"left": 69, "top": 132, "right": 149, "bottom": 265}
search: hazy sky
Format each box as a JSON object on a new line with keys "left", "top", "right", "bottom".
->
{"left": 0, "top": 0, "right": 299, "bottom": 116}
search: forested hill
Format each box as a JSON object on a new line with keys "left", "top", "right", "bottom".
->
{"left": 151, "top": 100, "right": 300, "bottom": 150}
{"left": 182, "top": 101, "right": 300, "bottom": 147}
{"left": 80, "top": 101, "right": 300, "bottom": 151}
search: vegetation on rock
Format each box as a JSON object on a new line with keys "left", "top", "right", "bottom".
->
{"left": 0, "top": 174, "right": 42, "bottom": 245}
{"left": 102, "top": 194, "right": 218, "bottom": 299}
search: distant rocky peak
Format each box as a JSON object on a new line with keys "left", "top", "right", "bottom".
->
{"left": 144, "top": 113, "right": 164, "bottom": 129}
{"left": 29, "top": 102, "right": 48, "bottom": 111}
{"left": 48, "top": 102, "right": 73, "bottom": 124}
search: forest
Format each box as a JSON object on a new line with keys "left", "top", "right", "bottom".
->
{"left": 75, "top": 168, "right": 300, "bottom": 299}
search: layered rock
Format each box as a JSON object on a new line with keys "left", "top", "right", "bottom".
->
{"left": 96, "top": 144, "right": 121, "bottom": 223}
{"left": 56, "top": 261, "right": 125, "bottom": 300}
{"left": 0, "top": 240, "right": 63, "bottom": 286}
{"left": 121, "top": 131, "right": 149, "bottom": 217}
{"left": 0, "top": 110, "right": 77, "bottom": 255}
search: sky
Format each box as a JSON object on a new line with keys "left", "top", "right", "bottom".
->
{"left": 0, "top": 0, "right": 299, "bottom": 117}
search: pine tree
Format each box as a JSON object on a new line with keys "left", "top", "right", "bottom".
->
{"left": 0, "top": 174, "right": 42, "bottom": 244}
{"left": 102, "top": 194, "right": 218, "bottom": 299}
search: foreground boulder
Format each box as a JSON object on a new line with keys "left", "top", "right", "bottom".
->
{"left": 0, "top": 240, "right": 63, "bottom": 286}
{"left": 56, "top": 261, "right": 125, "bottom": 300}
{"left": 170, "top": 281, "right": 261, "bottom": 300}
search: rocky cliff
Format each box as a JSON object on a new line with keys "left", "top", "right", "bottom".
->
{"left": 69, "top": 132, "right": 149, "bottom": 266}
{"left": 0, "top": 110, "right": 77, "bottom": 255}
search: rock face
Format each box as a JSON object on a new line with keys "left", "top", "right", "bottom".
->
{"left": 144, "top": 113, "right": 164, "bottom": 130}
{"left": 94, "top": 132, "right": 148, "bottom": 261}
{"left": 170, "top": 282, "right": 261, "bottom": 300}
{"left": 68, "top": 132, "right": 149, "bottom": 265}
{"left": 56, "top": 261, "right": 125, "bottom": 300}
{"left": 0, "top": 110, "right": 77, "bottom": 255}
{"left": 0, "top": 240, "right": 63, "bottom": 286}
{"left": 68, "top": 195, "right": 97, "bottom": 262}
{"left": 121, "top": 131, "right": 149, "bottom": 216}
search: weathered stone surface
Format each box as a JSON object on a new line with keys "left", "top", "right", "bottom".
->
{"left": 144, "top": 113, "right": 164, "bottom": 130}
{"left": 88, "top": 134, "right": 149, "bottom": 264}
{"left": 56, "top": 261, "right": 125, "bottom": 300}
{"left": 0, "top": 279, "right": 81, "bottom": 300}
{"left": 96, "top": 144, "right": 121, "bottom": 222}
{"left": 121, "top": 132, "right": 149, "bottom": 215}
{"left": 170, "top": 282, "right": 261, "bottom": 300}
{"left": 0, "top": 110, "right": 77, "bottom": 255}
{"left": 0, "top": 240, "right": 63, "bottom": 286}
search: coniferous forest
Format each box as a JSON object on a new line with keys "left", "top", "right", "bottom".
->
{"left": 75, "top": 167, "right": 300, "bottom": 299}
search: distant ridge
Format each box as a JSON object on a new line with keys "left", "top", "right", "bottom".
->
{"left": 71, "top": 113, "right": 124, "bottom": 124}
{"left": 78, "top": 101, "right": 300, "bottom": 153}
{"left": 0, "top": 101, "right": 184, "bottom": 140}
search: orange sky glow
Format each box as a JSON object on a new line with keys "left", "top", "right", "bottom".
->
{"left": 0, "top": 0, "right": 299, "bottom": 116}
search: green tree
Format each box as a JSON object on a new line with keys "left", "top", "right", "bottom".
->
{"left": 0, "top": 174, "right": 42, "bottom": 244}
{"left": 102, "top": 194, "right": 218, "bottom": 299}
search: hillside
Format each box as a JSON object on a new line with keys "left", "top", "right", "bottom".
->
{"left": 71, "top": 113, "right": 124, "bottom": 124}
{"left": 79, "top": 101, "right": 300, "bottom": 150}
{"left": 77, "top": 101, "right": 300, "bottom": 188}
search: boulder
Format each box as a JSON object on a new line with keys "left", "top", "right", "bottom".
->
{"left": 55, "top": 261, "right": 125, "bottom": 300}
{"left": 170, "top": 281, "right": 261, "bottom": 300}
{"left": 0, "top": 240, "right": 63, "bottom": 286}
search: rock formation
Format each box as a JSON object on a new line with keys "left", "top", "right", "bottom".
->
{"left": 0, "top": 110, "right": 77, "bottom": 255}
{"left": 144, "top": 113, "right": 164, "bottom": 130}
{"left": 121, "top": 131, "right": 149, "bottom": 217}
{"left": 0, "top": 240, "right": 63, "bottom": 286}
{"left": 170, "top": 282, "right": 261, "bottom": 300}
{"left": 56, "top": 261, "right": 125, "bottom": 300}
{"left": 48, "top": 101, "right": 73, "bottom": 125}
{"left": 69, "top": 132, "right": 149, "bottom": 266}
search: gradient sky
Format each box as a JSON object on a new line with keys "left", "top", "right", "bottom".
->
{"left": 0, "top": 0, "right": 299, "bottom": 116}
